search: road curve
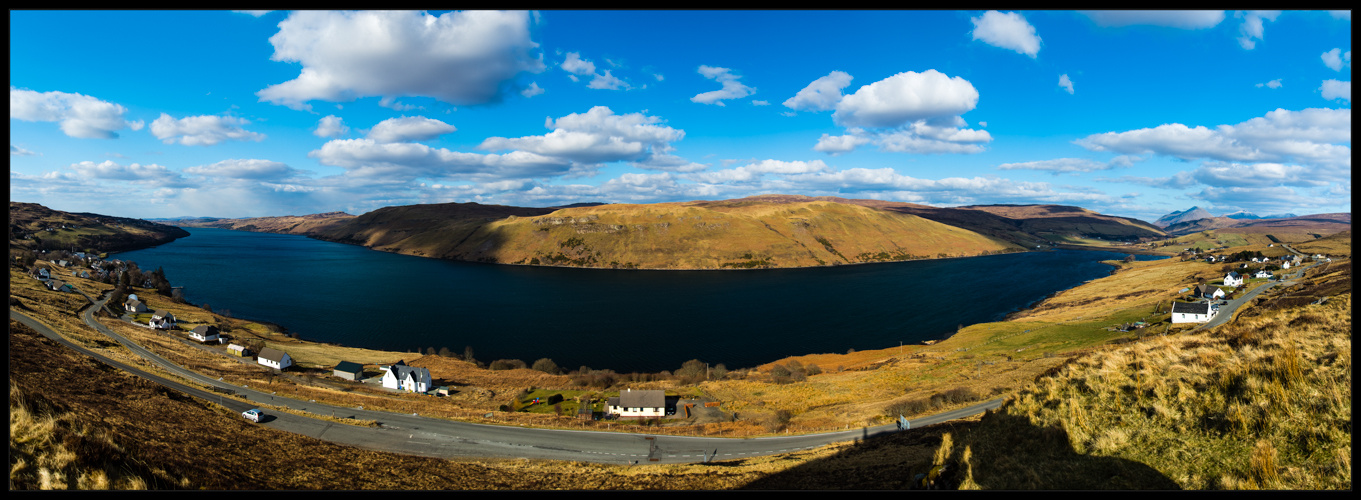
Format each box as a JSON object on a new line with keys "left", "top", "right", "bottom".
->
{"left": 1196, "top": 260, "right": 1319, "bottom": 331}
{"left": 12, "top": 287, "right": 1004, "bottom": 465}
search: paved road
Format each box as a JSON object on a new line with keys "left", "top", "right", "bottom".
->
{"left": 13, "top": 286, "right": 1004, "bottom": 465}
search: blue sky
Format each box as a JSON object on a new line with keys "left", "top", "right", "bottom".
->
{"left": 9, "top": 10, "right": 1352, "bottom": 222}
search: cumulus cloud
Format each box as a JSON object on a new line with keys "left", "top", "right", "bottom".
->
{"left": 1189, "top": 161, "right": 1324, "bottom": 188}
{"left": 477, "top": 106, "right": 686, "bottom": 165}
{"left": 588, "top": 70, "right": 628, "bottom": 90}
{"left": 521, "top": 82, "right": 545, "bottom": 98}
{"left": 1075, "top": 107, "right": 1351, "bottom": 166}
{"left": 783, "top": 71, "right": 853, "bottom": 111}
{"left": 1058, "top": 74, "right": 1074, "bottom": 94}
{"left": 257, "top": 10, "right": 545, "bottom": 110}
{"left": 561, "top": 52, "right": 596, "bottom": 76}
{"left": 69, "top": 160, "right": 176, "bottom": 181}
{"left": 1235, "top": 10, "right": 1280, "bottom": 50}
{"left": 184, "top": 159, "right": 301, "bottom": 180}
{"left": 366, "top": 116, "right": 457, "bottom": 143}
{"left": 998, "top": 156, "right": 1141, "bottom": 175}
{"left": 691, "top": 65, "right": 755, "bottom": 106}
{"left": 1320, "top": 80, "right": 1351, "bottom": 102}
{"left": 833, "top": 70, "right": 979, "bottom": 128}
{"left": 813, "top": 133, "right": 872, "bottom": 155}
{"left": 1080, "top": 10, "right": 1224, "bottom": 28}
{"left": 752, "top": 100, "right": 769, "bottom": 106}
{"left": 11, "top": 145, "right": 38, "bottom": 156}
{"left": 970, "top": 11, "right": 1041, "bottom": 58}
{"left": 1321, "top": 48, "right": 1350, "bottom": 71}
{"left": 10, "top": 87, "right": 143, "bottom": 139}
{"left": 560, "top": 52, "right": 630, "bottom": 90}
{"left": 1256, "top": 79, "right": 1283, "bottom": 89}
{"left": 685, "top": 159, "right": 830, "bottom": 184}
{"left": 233, "top": 10, "right": 271, "bottom": 17}
{"left": 310, "top": 138, "right": 573, "bottom": 181}
{"left": 150, "top": 113, "right": 265, "bottom": 146}
{"left": 314, "top": 115, "right": 349, "bottom": 138}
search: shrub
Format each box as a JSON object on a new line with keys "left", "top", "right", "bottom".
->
{"left": 805, "top": 364, "right": 823, "bottom": 376}
{"left": 769, "top": 364, "right": 792, "bottom": 378}
{"left": 490, "top": 359, "right": 527, "bottom": 370}
{"left": 532, "top": 358, "right": 561, "bottom": 375}
{"left": 711, "top": 363, "right": 728, "bottom": 380}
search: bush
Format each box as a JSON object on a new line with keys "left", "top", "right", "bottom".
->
{"left": 711, "top": 363, "right": 728, "bottom": 380}
{"left": 769, "top": 364, "right": 792, "bottom": 378}
{"left": 806, "top": 364, "right": 823, "bottom": 376}
{"left": 490, "top": 359, "right": 527, "bottom": 370}
{"left": 532, "top": 358, "right": 561, "bottom": 375}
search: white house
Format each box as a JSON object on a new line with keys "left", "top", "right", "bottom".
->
{"left": 1254, "top": 270, "right": 1272, "bottom": 279}
{"left": 606, "top": 389, "right": 667, "bottom": 418}
{"left": 257, "top": 347, "right": 293, "bottom": 370}
{"left": 1171, "top": 302, "right": 1215, "bottom": 324}
{"left": 1251, "top": 257, "right": 1260, "bottom": 263}
{"left": 1223, "top": 272, "right": 1244, "bottom": 287}
{"left": 125, "top": 298, "right": 149, "bottom": 314}
{"left": 189, "top": 325, "right": 220, "bottom": 343}
{"left": 1195, "top": 284, "right": 1225, "bottom": 300}
{"left": 150, "top": 310, "right": 176, "bottom": 330}
{"left": 380, "top": 360, "right": 432, "bottom": 393}
{"left": 1281, "top": 261, "right": 1292, "bottom": 269}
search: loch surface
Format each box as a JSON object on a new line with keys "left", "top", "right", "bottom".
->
{"left": 118, "top": 228, "right": 1166, "bottom": 372}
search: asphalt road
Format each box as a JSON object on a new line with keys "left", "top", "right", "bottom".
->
{"left": 13, "top": 286, "right": 1004, "bottom": 465}
{"left": 1195, "top": 253, "right": 1319, "bottom": 331}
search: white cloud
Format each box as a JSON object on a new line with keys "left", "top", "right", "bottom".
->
{"left": 257, "top": 10, "right": 544, "bottom": 110}
{"left": 1235, "top": 10, "right": 1280, "bottom": 50}
{"left": 478, "top": 106, "right": 685, "bottom": 165}
{"left": 1058, "top": 74, "right": 1074, "bottom": 94}
{"left": 9, "top": 87, "right": 143, "bottom": 139}
{"left": 561, "top": 52, "right": 596, "bottom": 76}
{"left": 314, "top": 115, "right": 349, "bottom": 138}
{"left": 1329, "top": 10, "right": 1351, "bottom": 20}
{"left": 833, "top": 70, "right": 979, "bottom": 128}
{"left": 149, "top": 113, "right": 265, "bottom": 146}
{"left": 588, "top": 70, "right": 628, "bottom": 90}
{"left": 813, "top": 133, "right": 872, "bottom": 155}
{"left": 691, "top": 65, "right": 755, "bottom": 106}
{"left": 1076, "top": 107, "right": 1351, "bottom": 166}
{"left": 521, "top": 82, "right": 545, "bottom": 98}
{"left": 185, "top": 159, "right": 300, "bottom": 180}
{"left": 69, "top": 160, "right": 176, "bottom": 181}
{"left": 366, "top": 116, "right": 457, "bottom": 143}
{"left": 560, "top": 52, "right": 630, "bottom": 90}
{"left": 751, "top": 100, "right": 770, "bottom": 106}
{"left": 11, "top": 145, "right": 38, "bottom": 156}
{"left": 783, "top": 71, "right": 853, "bottom": 111}
{"left": 873, "top": 123, "right": 992, "bottom": 154}
{"left": 998, "top": 156, "right": 1141, "bottom": 175}
{"left": 1321, "top": 48, "right": 1350, "bottom": 71}
{"left": 970, "top": 11, "right": 1041, "bottom": 58}
{"left": 1320, "top": 80, "right": 1351, "bottom": 102}
{"left": 1256, "top": 79, "right": 1283, "bottom": 89}
{"left": 1080, "top": 10, "right": 1224, "bottom": 29}
{"left": 233, "top": 10, "right": 272, "bottom": 17}
{"left": 310, "top": 138, "right": 573, "bottom": 181}
{"left": 378, "top": 96, "right": 422, "bottom": 111}
{"left": 1189, "top": 161, "right": 1324, "bottom": 188}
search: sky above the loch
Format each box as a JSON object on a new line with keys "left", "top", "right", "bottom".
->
{"left": 9, "top": 10, "right": 1352, "bottom": 222}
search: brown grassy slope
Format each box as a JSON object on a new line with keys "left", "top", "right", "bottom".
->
{"left": 315, "top": 198, "right": 1022, "bottom": 269}
{"left": 1290, "top": 230, "right": 1352, "bottom": 257}
{"left": 169, "top": 211, "right": 356, "bottom": 236}
{"left": 9, "top": 202, "right": 189, "bottom": 253}
{"left": 1163, "top": 216, "right": 1244, "bottom": 236}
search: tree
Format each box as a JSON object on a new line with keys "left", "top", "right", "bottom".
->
{"left": 463, "top": 345, "right": 476, "bottom": 362}
{"left": 532, "top": 358, "right": 561, "bottom": 375}
{"left": 426, "top": 347, "right": 436, "bottom": 356}
{"left": 675, "top": 359, "right": 707, "bottom": 382}
{"left": 1124, "top": 254, "right": 1136, "bottom": 263}
{"left": 438, "top": 347, "right": 452, "bottom": 357}
{"left": 711, "top": 363, "right": 728, "bottom": 380}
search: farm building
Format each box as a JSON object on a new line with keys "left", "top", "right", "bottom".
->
{"left": 45, "top": 280, "right": 72, "bottom": 292}
{"left": 1171, "top": 302, "right": 1215, "bottom": 324}
{"left": 333, "top": 361, "right": 365, "bottom": 381}
{"left": 381, "top": 361, "right": 432, "bottom": 393}
{"left": 606, "top": 389, "right": 666, "bottom": 418}
{"left": 189, "top": 325, "right": 220, "bottom": 343}
{"left": 227, "top": 344, "right": 251, "bottom": 357}
{"left": 257, "top": 347, "right": 293, "bottom": 370}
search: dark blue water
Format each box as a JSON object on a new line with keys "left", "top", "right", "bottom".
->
{"left": 117, "top": 228, "right": 1165, "bottom": 372}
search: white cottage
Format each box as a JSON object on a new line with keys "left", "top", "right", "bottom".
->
{"left": 606, "top": 389, "right": 667, "bottom": 418}
{"left": 1281, "top": 261, "right": 1292, "bottom": 269}
{"left": 125, "top": 298, "right": 149, "bottom": 314}
{"left": 1254, "top": 270, "right": 1273, "bottom": 279}
{"left": 150, "top": 310, "right": 176, "bottom": 330}
{"left": 1223, "top": 272, "right": 1244, "bottom": 287}
{"left": 189, "top": 325, "right": 220, "bottom": 343}
{"left": 1171, "top": 302, "right": 1216, "bottom": 324}
{"left": 257, "top": 347, "right": 293, "bottom": 370}
{"left": 380, "top": 360, "right": 432, "bottom": 393}
{"left": 1195, "top": 284, "right": 1225, "bottom": 300}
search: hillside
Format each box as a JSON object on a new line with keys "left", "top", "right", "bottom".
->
{"left": 8, "top": 202, "right": 190, "bottom": 254}
{"left": 309, "top": 198, "right": 1023, "bottom": 269}
{"left": 1164, "top": 213, "right": 1351, "bottom": 239}
{"left": 167, "top": 211, "right": 357, "bottom": 236}
{"left": 1154, "top": 206, "right": 1217, "bottom": 228}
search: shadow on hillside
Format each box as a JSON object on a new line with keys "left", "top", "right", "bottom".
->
{"left": 737, "top": 410, "right": 1180, "bottom": 490}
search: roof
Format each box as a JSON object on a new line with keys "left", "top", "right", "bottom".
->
{"left": 334, "top": 361, "right": 364, "bottom": 374}
{"left": 619, "top": 389, "right": 665, "bottom": 409}
{"left": 153, "top": 310, "right": 173, "bottom": 318}
{"left": 1171, "top": 302, "right": 1211, "bottom": 315}
{"left": 388, "top": 364, "right": 429, "bottom": 382}
{"left": 191, "top": 325, "right": 219, "bottom": 336}
{"left": 258, "top": 347, "right": 289, "bottom": 363}
{"left": 1227, "top": 271, "right": 1242, "bottom": 279}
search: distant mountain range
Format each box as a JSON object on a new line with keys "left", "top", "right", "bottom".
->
{"left": 1154, "top": 207, "right": 1301, "bottom": 228}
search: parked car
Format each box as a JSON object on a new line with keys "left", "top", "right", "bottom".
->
{"left": 242, "top": 408, "right": 263, "bottom": 423}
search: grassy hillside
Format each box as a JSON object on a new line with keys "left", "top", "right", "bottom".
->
{"left": 9, "top": 202, "right": 189, "bottom": 254}
{"left": 312, "top": 198, "right": 1023, "bottom": 269}
{"left": 168, "top": 211, "right": 355, "bottom": 235}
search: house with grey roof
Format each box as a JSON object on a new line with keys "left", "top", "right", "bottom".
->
{"left": 1171, "top": 301, "right": 1215, "bottom": 324}
{"left": 1223, "top": 271, "right": 1244, "bottom": 287}
{"left": 189, "top": 325, "right": 220, "bottom": 343}
{"left": 381, "top": 361, "right": 432, "bottom": 393}
{"left": 257, "top": 347, "right": 293, "bottom": 370}
{"left": 606, "top": 388, "right": 666, "bottom": 418}
{"left": 150, "top": 310, "right": 176, "bottom": 330}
